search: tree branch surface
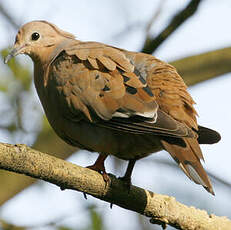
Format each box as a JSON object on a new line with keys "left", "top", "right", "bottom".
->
{"left": 170, "top": 47, "right": 231, "bottom": 86}
{"left": 0, "top": 143, "right": 230, "bottom": 230}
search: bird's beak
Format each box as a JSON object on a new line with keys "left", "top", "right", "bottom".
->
{"left": 4, "top": 44, "right": 25, "bottom": 64}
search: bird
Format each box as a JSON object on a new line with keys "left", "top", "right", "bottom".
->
{"left": 4, "top": 20, "right": 221, "bottom": 195}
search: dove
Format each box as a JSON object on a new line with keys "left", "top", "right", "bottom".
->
{"left": 4, "top": 20, "right": 221, "bottom": 195}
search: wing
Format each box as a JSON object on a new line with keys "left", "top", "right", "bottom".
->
{"left": 127, "top": 52, "right": 214, "bottom": 194}
{"left": 49, "top": 41, "right": 194, "bottom": 138}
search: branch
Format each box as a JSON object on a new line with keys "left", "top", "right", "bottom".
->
{"left": 0, "top": 143, "right": 230, "bottom": 230}
{"left": 142, "top": 0, "right": 203, "bottom": 54}
{"left": 170, "top": 47, "right": 231, "bottom": 86}
{"left": 144, "top": 0, "right": 166, "bottom": 36}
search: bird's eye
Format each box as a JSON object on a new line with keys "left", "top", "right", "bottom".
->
{"left": 31, "top": 32, "right": 40, "bottom": 41}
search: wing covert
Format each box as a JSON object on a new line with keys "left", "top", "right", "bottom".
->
{"left": 49, "top": 41, "right": 195, "bottom": 138}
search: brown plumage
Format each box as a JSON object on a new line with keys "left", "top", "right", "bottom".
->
{"left": 5, "top": 20, "right": 221, "bottom": 195}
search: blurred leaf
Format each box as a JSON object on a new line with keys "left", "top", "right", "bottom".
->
{"left": 6, "top": 123, "right": 17, "bottom": 132}
{"left": 1, "top": 48, "right": 32, "bottom": 91}
{"left": 0, "top": 219, "right": 26, "bottom": 230}
{"left": 58, "top": 226, "right": 75, "bottom": 230}
{"left": 0, "top": 84, "right": 8, "bottom": 92}
{"left": 88, "top": 205, "right": 104, "bottom": 230}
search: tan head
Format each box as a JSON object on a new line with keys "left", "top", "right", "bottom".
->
{"left": 4, "top": 20, "right": 75, "bottom": 63}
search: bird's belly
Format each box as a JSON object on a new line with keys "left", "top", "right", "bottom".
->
{"left": 50, "top": 118, "right": 163, "bottom": 160}
{"left": 39, "top": 85, "right": 162, "bottom": 160}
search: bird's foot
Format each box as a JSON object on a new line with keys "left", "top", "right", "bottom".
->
{"left": 118, "top": 159, "right": 136, "bottom": 192}
{"left": 86, "top": 154, "right": 110, "bottom": 184}
{"left": 87, "top": 164, "right": 110, "bottom": 183}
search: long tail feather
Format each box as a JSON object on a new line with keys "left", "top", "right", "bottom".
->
{"left": 161, "top": 137, "right": 214, "bottom": 195}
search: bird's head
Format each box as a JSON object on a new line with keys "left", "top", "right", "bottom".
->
{"left": 4, "top": 20, "right": 75, "bottom": 64}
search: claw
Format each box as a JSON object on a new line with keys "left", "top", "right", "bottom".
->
{"left": 87, "top": 154, "right": 109, "bottom": 184}
{"left": 83, "top": 192, "right": 88, "bottom": 200}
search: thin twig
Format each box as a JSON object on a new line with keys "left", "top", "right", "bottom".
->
{"left": 141, "top": 0, "right": 203, "bottom": 54}
{"left": 110, "top": 1, "right": 166, "bottom": 43}
{"left": 145, "top": 0, "right": 166, "bottom": 37}
{"left": 110, "top": 21, "right": 144, "bottom": 41}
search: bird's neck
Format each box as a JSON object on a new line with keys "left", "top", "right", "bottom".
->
{"left": 30, "top": 45, "right": 58, "bottom": 65}
{"left": 33, "top": 38, "right": 80, "bottom": 103}
{"left": 33, "top": 38, "right": 78, "bottom": 88}
{"left": 34, "top": 61, "right": 46, "bottom": 94}
{"left": 31, "top": 38, "right": 78, "bottom": 65}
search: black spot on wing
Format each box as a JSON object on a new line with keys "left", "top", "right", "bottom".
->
{"left": 139, "top": 76, "right": 146, "bottom": 84}
{"left": 134, "top": 68, "right": 146, "bottom": 84}
{"left": 126, "top": 85, "right": 137, "bottom": 95}
{"left": 102, "top": 85, "right": 110, "bottom": 91}
{"left": 134, "top": 68, "right": 140, "bottom": 76}
{"left": 122, "top": 75, "right": 130, "bottom": 83}
{"left": 95, "top": 74, "right": 100, "bottom": 80}
{"left": 143, "top": 86, "right": 154, "bottom": 97}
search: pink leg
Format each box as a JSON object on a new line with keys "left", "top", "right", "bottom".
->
{"left": 87, "top": 154, "right": 109, "bottom": 182}
{"left": 120, "top": 159, "right": 136, "bottom": 190}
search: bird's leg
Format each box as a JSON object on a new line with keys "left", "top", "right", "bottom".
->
{"left": 119, "top": 159, "right": 136, "bottom": 190}
{"left": 87, "top": 154, "right": 109, "bottom": 182}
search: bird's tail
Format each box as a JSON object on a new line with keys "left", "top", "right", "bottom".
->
{"left": 197, "top": 125, "right": 221, "bottom": 145}
{"left": 161, "top": 137, "right": 214, "bottom": 195}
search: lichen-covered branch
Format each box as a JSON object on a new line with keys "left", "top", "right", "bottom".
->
{"left": 0, "top": 143, "right": 230, "bottom": 230}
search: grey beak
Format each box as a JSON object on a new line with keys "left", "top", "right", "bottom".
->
{"left": 4, "top": 45, "right": 25, "bottom": 64}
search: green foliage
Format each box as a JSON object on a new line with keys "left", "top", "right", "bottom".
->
{"left": 0, "top": 220, "right": 26, "bottom": 230}
{"left": 1, "top": 48, "right": 31, "bottom": 91}
{"left": 87, "top": 205, "right": 104, "bottom": 230}
{"left": 58, "top": 226, "right": 75, "bottom": 230}
{"left": 0, "top": 84, "right": 8, "bottom": 92}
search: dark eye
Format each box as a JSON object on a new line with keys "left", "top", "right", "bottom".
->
{"left": 31, "top": 32, "right": 40, "bottom": 41}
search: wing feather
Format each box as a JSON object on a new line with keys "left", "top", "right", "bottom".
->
{"left": 49, "top": 41, "right": 194, "bottom": 139}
